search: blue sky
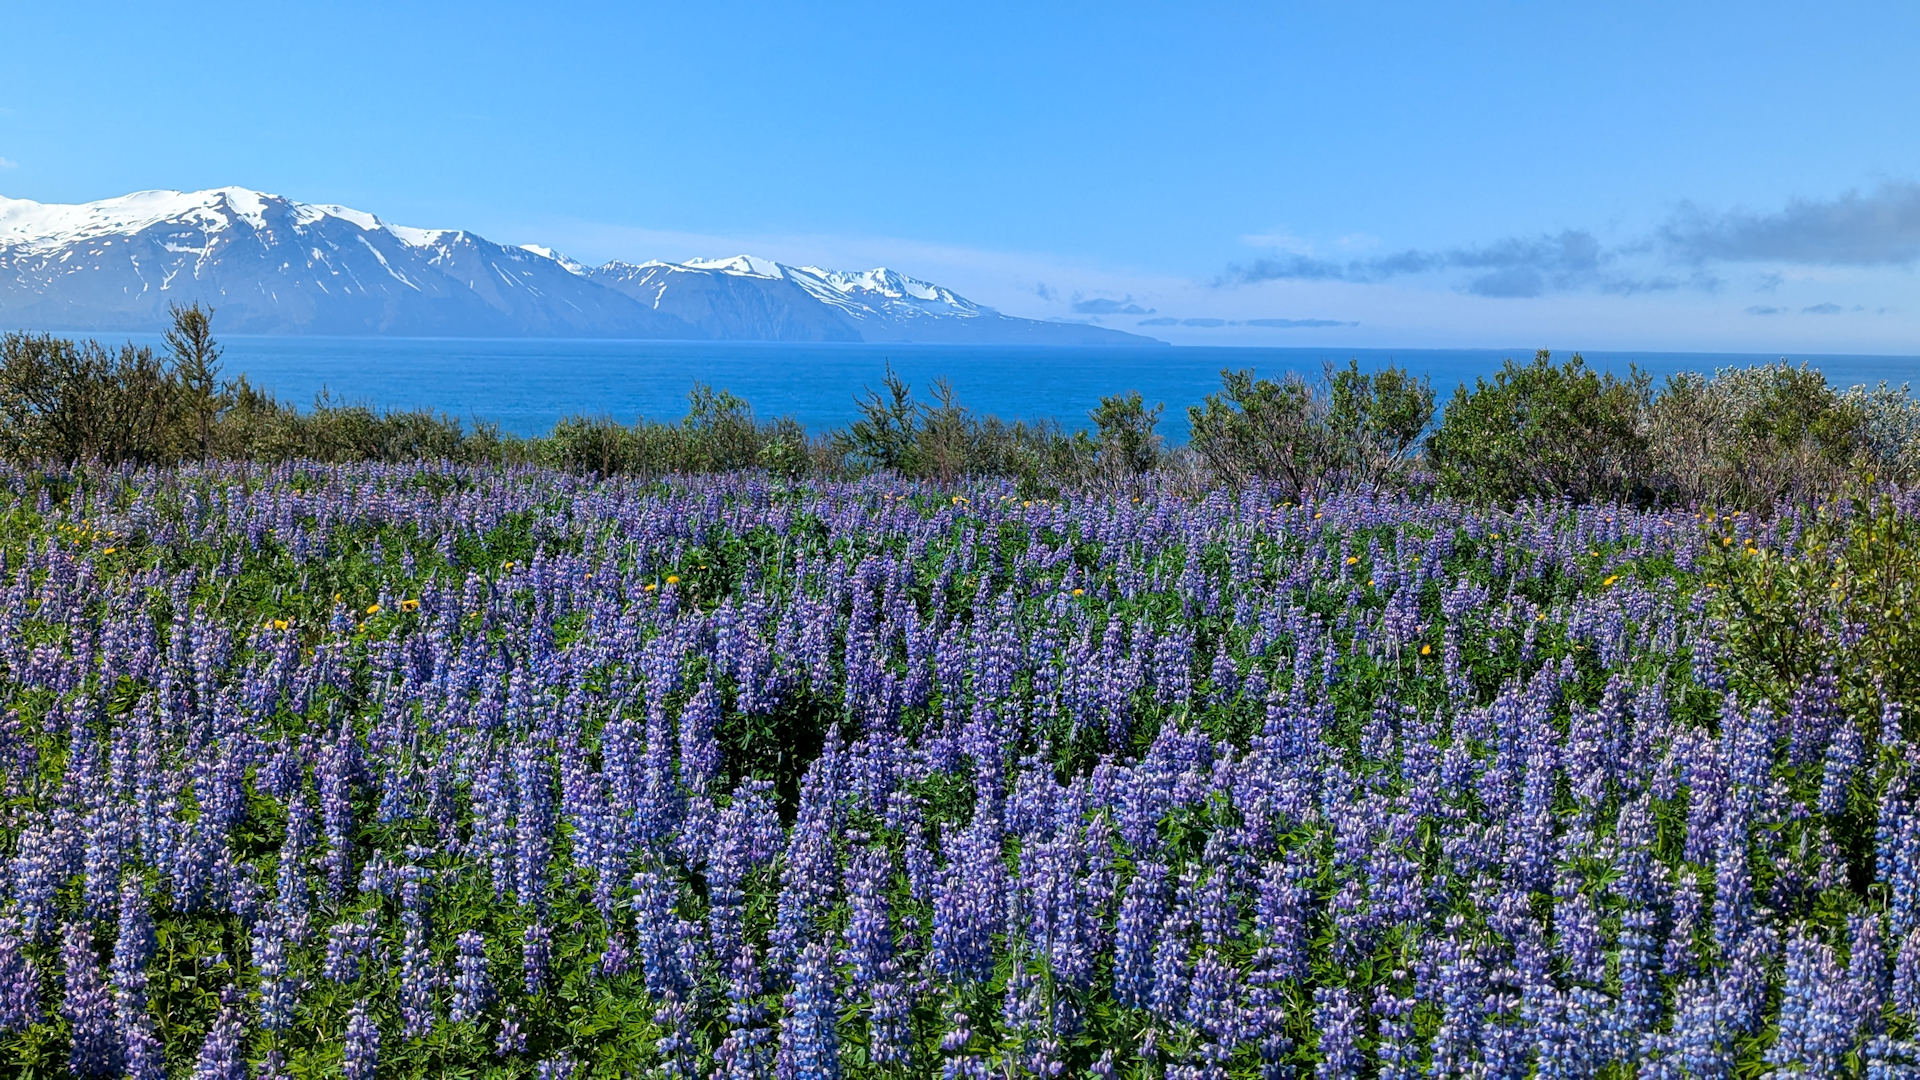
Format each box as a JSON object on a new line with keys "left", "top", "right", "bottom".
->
{"left": 3, "top": 2, "right": 1917, "bottom": 351}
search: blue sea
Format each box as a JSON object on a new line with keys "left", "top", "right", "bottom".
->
{"left": 113, "top": 336, "right": 1920, "bottom": 441}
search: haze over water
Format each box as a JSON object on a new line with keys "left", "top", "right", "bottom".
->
{"left": 110, "top": 335, "right": 1920, "bottom": 442}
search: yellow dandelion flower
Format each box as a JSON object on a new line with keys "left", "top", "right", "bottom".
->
{"left": 1345, "top": 556, "right": 1360, "bottom": 565}
{"left": 400, "top": 599, "right": 420, "bottom": 612}
{"left": 1420, "top": 643, "right": 1432, "bottom": 656}
{"left": 1071, "top": 588, "right": 1085, "bottom": 597}
{"left": 103, "top": 547, "right": 116, "bottom": 555}
{"left": 1603, "top": 575, "right": 1619, "bottom": 586}
{"left": 366, "top": 604, "right": 381, "bottom": 615}
{"left": 666, "top": 575, "right": 681, "bottom": 585}
{"left": 644, "top": 583, "right": 658, "bottom": 592}
{"left": 272, "top": 619, "right": 288, "bottom": 631}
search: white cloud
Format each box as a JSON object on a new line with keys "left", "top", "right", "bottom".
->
{"left": 0, "top": 157, "right": 17, "bottom": 170}
{"left": 1238, "top": 229, "right": 1317, "bottom": 254}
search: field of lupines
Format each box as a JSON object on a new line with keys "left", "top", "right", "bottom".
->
{"left": 0, "top": 463, "right": 1914, "bottom": 1078}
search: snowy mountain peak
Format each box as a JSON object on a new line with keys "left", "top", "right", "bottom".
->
{"left": 519, "top": 245, "right": 592, "bottom": 276}
{"left": 0, "top": 186, "right": 470, "bottom": 255}
{"left": 0, "top": 186, "right": 1160, "bottom": 345}
{"left": 677, "top": 254, "right": 787, "bottom": 279}
{"left": 641, "top": 256, "right": 981, "bottom": 320}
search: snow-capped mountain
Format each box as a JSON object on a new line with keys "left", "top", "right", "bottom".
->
{"left": 0, "top": 187, "right": 1158, "bottom": 345}
{"left": 0, "top": 187, "right": 691, "bottom": 337}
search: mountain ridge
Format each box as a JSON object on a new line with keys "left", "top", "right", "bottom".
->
{"left": 0, "top": 187, "right": 1161, "bottom": 345}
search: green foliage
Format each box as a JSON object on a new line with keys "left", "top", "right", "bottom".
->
{"left": 1186, "top": 361, "right": 1433, "bottom": 493}
{"left": 1711, "top": 487, "right": 1920, "bottom": 739}
{"left": 838, "top": 365, "right": 921, "bottom": 475}
{"left": 1187, "top": 368, "right": 1328, "bottom": 492}
{"left": 540, "top": 385, "right": 814, "bottom": 477}
{"left": 0, "top": 332, "right": 178, "bottom": 465}
{"left": 1646, "top": 362, "right": 1874, "bottom": 508}
{"left": 165, "top": 301, "right": 225, "bottom": 461}
{"left": 1088, "top": 391, "right": 1164, "bottom": 483}
{"left": 1428, "top": 349, "right": 1652, "bottom": 505}
{"left": 1325, "top": 359, "right": 1435, "bottom": 490}
{"left": 833, "top": 366, "right": 1091, "bottom": 489}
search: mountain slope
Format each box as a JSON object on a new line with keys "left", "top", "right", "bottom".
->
{"left": 0, "top": 188, "right": 694, "bottom": 337}
{"left": 591, "top": 259, "right": 864, "bottom": 342}
{"left": 589, "top": 255, "right": 1150, "bottom": 345}
{"left": 0, "top": 187, "right": 1161, "bottom": 345}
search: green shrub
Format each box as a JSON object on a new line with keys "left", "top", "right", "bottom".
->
{"left": 1645, "top": 362, "right": 1870, "bottom": 509}
{"left": 1089, "top": 391, "right": 1165, "bottom": 483}
{"left": 1711, "top": 486, "right": 1920, "bottom": 740}
{"left": 0, "top": 331, "right": 179, "bottom": 465}
{"left": 1186, "top": 360, "right": 1432, "bottom": 493}
{"left": 1428, "top": 349, "right": 1651, "bottom": 505}
{"left": 1326, "top": 359, "right": 1434, "bottom": 489}
{"left": 1841, "top": 381, "right": 1920, "bottom": 484}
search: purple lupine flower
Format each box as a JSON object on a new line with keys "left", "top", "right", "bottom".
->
{"left": 495, "top": 1009, "right": 527, "bottom": 1057}
{"left": 1849, "top": 913, "right": 1889, "bottom": 1037}
{"left": 843, "top": 845, "right": 911, "bottom": 1064}
{"left": 1820, "top": 714, "right": 1864, "bottom": 817}
{"left": 248, "top": 923, "right": 295, "bottom": 1035}
{"left": 1148, "top": 867, "right": 1202, "bottom": 1023}
{"left": 0, "top": 915, "right": 39, "bottom": 1031}
{"left": 632, "top": 865, "right": 700, "bottom": 1001}
{"left": 343, "top": 1000, "right": 380, "bottom": 1080}
{"left": 1767, "top": 926, "right": 1853, "bottom": 1073}
{"left": 323, "top": 920, "right": 374, "bottom": 984}
{"left": 1894, "top": 928, "right": 1920, "bottom": 1018}
{"left": 514, "top": 744, "right": 556, "bottom": 910}
{"left": 1617, "top": 903, "right": 1663, "bottom": 1037}
{"left": 110, "top": 877, "right": 163, "bottom": 1077}
{"left": 451, "top": 930, "right": 492, "bottom": 1025}
{"left": 776, "top": 940, "right": 841, "bottom": 1080}
{"left": 1665, "top": 870, "right": 1703, "bottom": 978}
{"left": 1185, "top": 949, "right": 1242, "bottom": 1071}
{"left": 1373, "top": 984, "right": 1418, "bottom": 1080}
{"left": 1113, "top": 861, "right": 1169, "bottom": 1009}
{"left": 1878, "top": 761, "right": 1920, "bottom": 939}
{"left": 677, "top": 677, "right": 722, "bottom": 797}
{"left": 317, "top": 725, "right": 358, "bottom": 899}
{"left": 398, "top": 910, "right": 439, "bottom": 1039}
{"left": 713, "top": 946, "right": 774, "bottom": 1080}
{"left": 1313, "top": 985, "right": 1364, "bottom": 1079}
{"left": 522, "top": 920, "right": 552, "bottom": 996}
{"left": 772, "top": 749, "right": 843, "bottom": 972}
{"left": 931, "top": 822, "right": 1004, "bottom": 984}
{"left": 62, "top": 921, "right": 120, "bottom": 1077}
{"left": 705, "top": 779, "right": 783, "bottom": 962}
{"left": 939, "top": 1001, "right": 986, "bottom": 1079}
{"left": 190, "top": 991, "right": 247, "bottom": 1080}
